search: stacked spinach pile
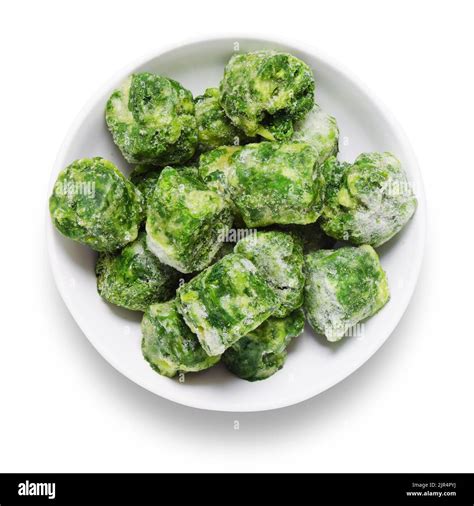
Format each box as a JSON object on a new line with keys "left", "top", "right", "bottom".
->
{"left": 50, "top": 50, "right": 417, "bottom": 381}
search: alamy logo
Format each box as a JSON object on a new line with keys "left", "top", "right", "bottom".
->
{"left": 54, "top": 180, "right": 96, "bottom": 198}
{"left": 18, "top": 480, "right": 56, "bottom": 499}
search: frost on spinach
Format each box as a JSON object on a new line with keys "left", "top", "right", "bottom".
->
{"left": 321, "top": 153, "right": 417, "bottom": 247}
{"left": 292, "top": 104, "right": 339, "bottom": 166}
{"left": 304, "top": 246, "right": 390, "bottom": 341}
{"left": 234, "top": 231, "right": 305, "bottom": 318}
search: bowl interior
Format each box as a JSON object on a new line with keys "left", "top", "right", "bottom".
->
{"left": 47, "top": 37, "right": 425, "bottom": 412}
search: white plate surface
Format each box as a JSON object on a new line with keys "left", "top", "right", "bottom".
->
{"left": 47, "top": 37, "right": 426, "bottom": 412}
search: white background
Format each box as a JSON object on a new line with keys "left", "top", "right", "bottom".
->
{"left": 1, "top": 0, "right": 473, "bottom": 472}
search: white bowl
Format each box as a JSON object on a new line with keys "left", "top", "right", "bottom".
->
{"left": 47, "top": 36, "right": 426, "bottom": 412}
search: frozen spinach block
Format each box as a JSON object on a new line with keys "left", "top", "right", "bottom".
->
{"left": 321, "top": 152, "right": 417, "bottom": 247}
{"left": 176, "top": 253, "right": 279, "bottom": 356}
{"left": 146, "top": 166, "right": 233, "bottom": 273}
{"left": 227, "top": 142, "right": 323, "bottom": 227}
{"left": 199, "top": 143, "right": 325, "bottom": 227}
{"left": 106, "top": 73, "right": 198, "bottom": 165}
{"left": 129, "top": 165, "right": 162, "bottom": 208}
{"left": 195, "top": 88, "right": 249, "bottom": 153}
{"left": 49, "top": 157, "right": 144, "bottom": 252}
{"left": 96, "top": 232, "right": 179, "bottom": 311}
{"left": 142, "top": 300, "right": 220, "bottom": 378}
{"left": 220, "top": 50, "right": 315, "bottom": 141}
{"left": 292, "top": 104, "right": 339, "bottom": 165}
{"left": 304, "top": 245, "right": 390, "bottom": 342}
{"left": 223, "top": 309, "right": 305, "bottom": 381}
{"left": 234, "top": 231, "right": 305, "bottom": 317}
